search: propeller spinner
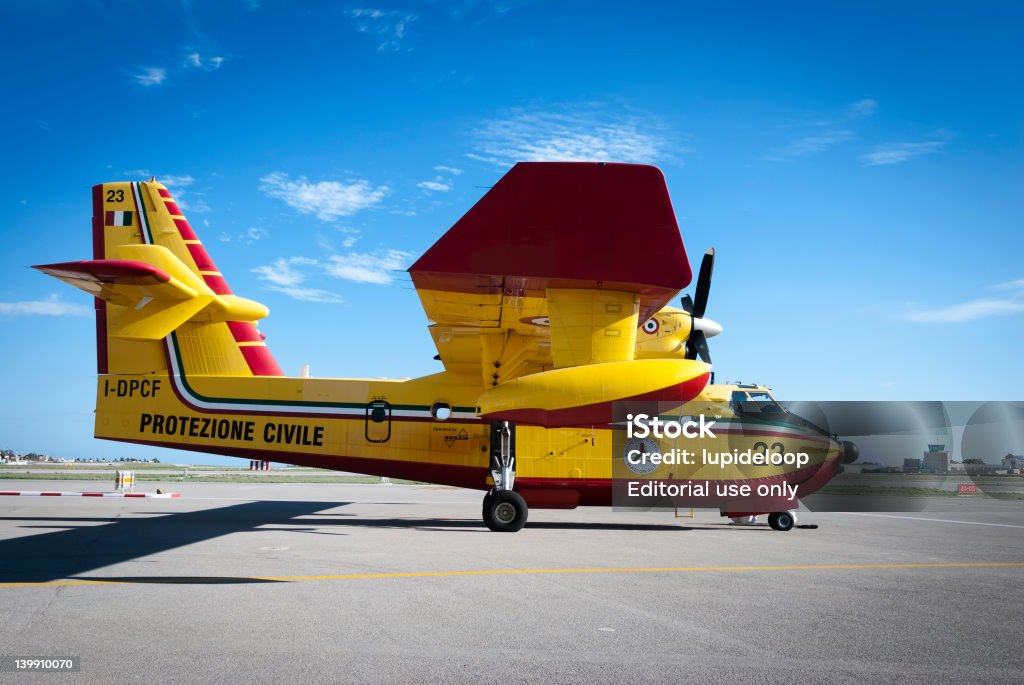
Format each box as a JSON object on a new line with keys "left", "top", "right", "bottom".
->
{"left": 681, "top": 248, "right": 722, "bottom": 364}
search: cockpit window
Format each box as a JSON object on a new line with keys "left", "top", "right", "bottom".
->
{"left": 730, "top": 390, "right": 785, "bottom": 415}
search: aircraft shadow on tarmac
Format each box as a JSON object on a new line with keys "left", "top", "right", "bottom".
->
{"left": 242, "top": 515, "right": 728, "bottom": 533}
{"left": 0, "top": 502, "right": 751, "bottom": 585}
{"left": 0, "top": 500, "right": 349, "bottom": 584}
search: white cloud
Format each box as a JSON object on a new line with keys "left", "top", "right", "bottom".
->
{"left": 270, "top": 285, "right": 343, "bottom": 303}
{"left": 470, "top": 106, "right": 670, "bottom": 167}
{"left": 324, "top": 249, "right": 414, "bottom": 285}
{"left": 766, "top": 130, "right": 854, "bottom": 161}
{"left": 132, "top": 67, "right": 167, "bottom": 87}
{"left": 905, "top": 279, "right": 1024, "bottom": 323}
{"left": 848, "top": 99, "right": 878, "bottom": 118}
{"left": 158, "top": 174, "right": 194, "bottom": 190}
{"left": 186, "top": 198, "right": 211, "bottom": 213}
{"left": 765, "top": 99, "right": 881, "bottom": 161}
{"left": 185, "top": 52, "right": 225, "bottom": 70}
{"left": 152, "top": 174, "right": 210, "bottom": 213}
{"left": 905, "top": 299, "right": 1024, "bottom": 323}
{"left": 259, "top": 172, "right": 389, "bottom": 221}
{"left": 995, "top": 279, "right": 1024, "bottom": 291}
{"left": 0, "top": 294, "right": 90, "bottom": 318}
{"left": 251, "top": 257, "right": 343, "bottom": 303}
{"left": 220, "top": 227, "right": 268, "bottom": 244}
{"left": 252, "top": 257, "right": 315, "bottom": 287}
{"left": 133, "top": 51, "right": 225, "bottom": 88}
{"left": 419, "top": 164, "right": 462, "bottom": 192}
{"left": 860, "top": 140, "right": 947, "bottom": 166}
{"left": 417, "top": 178, "right": 452, "bottom": 192}
{"left": 346, "top": 8, "right": 418, "bottom": 51}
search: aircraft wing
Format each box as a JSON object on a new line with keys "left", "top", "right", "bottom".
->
{"left": 410, "top": 162, "right": 692, "bottom": 388}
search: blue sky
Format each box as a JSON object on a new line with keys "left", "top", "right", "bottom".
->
{"left": 1, "top": 1, "right": 1021, "bottom": 463}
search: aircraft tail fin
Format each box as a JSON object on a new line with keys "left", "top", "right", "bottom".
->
{"left": 33, "top": 180, "right": 284, "bottom": 377}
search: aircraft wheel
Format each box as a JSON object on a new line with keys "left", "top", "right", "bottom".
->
{"left": 768, "top": 511, "right": 795, "bottom": 531}
{"left": 483, "top": 490, "right": 528, "bottom": 532}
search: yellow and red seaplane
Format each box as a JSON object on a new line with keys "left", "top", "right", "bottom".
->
{"left": 34, "top": 162, "right": 853, "bottom": 531}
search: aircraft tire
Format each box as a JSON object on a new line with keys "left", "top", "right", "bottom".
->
{"left": 483, "top": 490, "right": 528, "bottom": 532}
{"left": 768, "top": 511, "right": 795, "bottom": 531}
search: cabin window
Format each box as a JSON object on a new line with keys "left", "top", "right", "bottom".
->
{"left": 730, "top": 391, "right": 784, "bottom": 415}
{"left": 431, "top": 402, "right": 452, "bottom": 421}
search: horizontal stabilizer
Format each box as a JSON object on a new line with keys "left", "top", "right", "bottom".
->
{"left": 33, "top": 245, "right": 268, "bottom": 341}
{"left": 34, "top": 259, "right": 199, "bottom": 306}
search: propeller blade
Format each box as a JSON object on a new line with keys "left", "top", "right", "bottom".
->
{"left": 685, "top": 330, "right": 711, "bottom": 364}
{"left": 691, "top": 330, "right": 712, "bottom": 365}
{"left": 692, "top": 248, "right": 715, "bottom": 319}
{"left": 680, "top": 294, "right": 694, "bottom": 314}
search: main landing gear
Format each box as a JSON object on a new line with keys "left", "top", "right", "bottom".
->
{"left": 727, "top": 511, "right": 798, "bottom": 531}
{"left": 482, "top": 420, "right": 528, "bottom": 532}
{"left": 482, "top": 490, "right": 528, "bottom": 532}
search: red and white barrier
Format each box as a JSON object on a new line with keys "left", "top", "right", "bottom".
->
{"left": 0, "top": 491, "right": 181, "bottom": 498}
{"left": 249, "top": 460, "right": 271, "bottom": 471}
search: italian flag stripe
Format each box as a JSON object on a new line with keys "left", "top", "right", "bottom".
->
{"left": 105, "top": 210, "right": 133, "bottom": 227}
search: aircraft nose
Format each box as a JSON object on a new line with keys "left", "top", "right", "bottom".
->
{"left": 693, "top": 316, "right": 723, "bottom": 338}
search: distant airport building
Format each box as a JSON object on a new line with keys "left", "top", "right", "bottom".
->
{"left": 1002, "top": 453, "right": 1024, "bottom": 472}
{"left": 903, "top": 458, "right": 922, "bottom": 473}
{"left": 923, "top": 445, "right": 950, "bottom": 473}
{"left": 963, "top": 459, "right": 1004, "bottom": 475}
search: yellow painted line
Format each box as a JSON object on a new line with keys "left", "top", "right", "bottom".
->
{"left": 1, "top": 562, "right": 1021, "bottom": 588}
{"left": 183, "top": 240, "right": 201, "bottom": 245}
{"left": 199, "top": 271, "right": 222, "bottom": 277}
{"left": 236, "top": 342, "right": 266, "bottom": 348}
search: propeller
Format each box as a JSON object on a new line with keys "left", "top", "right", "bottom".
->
{"left": 682, "top": 248, "right": 722, "bottom": 364}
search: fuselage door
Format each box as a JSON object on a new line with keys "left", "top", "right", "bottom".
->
{"left": 365, "top": 400, "right": 392, "bottom": 443}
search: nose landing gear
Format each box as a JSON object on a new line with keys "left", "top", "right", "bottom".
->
{"left": 725, "top": 510, "right": 800, "bottom": 531}
{"left": 767, "top": 511, "right": 796, "bottom": 531}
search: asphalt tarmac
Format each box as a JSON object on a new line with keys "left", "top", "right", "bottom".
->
{"left": 1, "top": 481, "right": 1022, "bottom": 684}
